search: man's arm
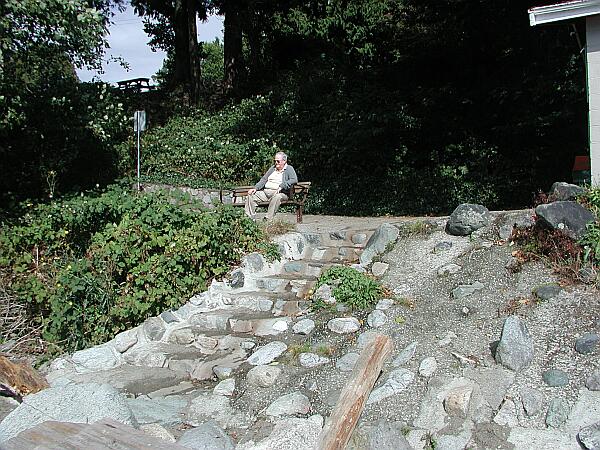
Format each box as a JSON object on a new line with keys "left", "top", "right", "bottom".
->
{"left": 280, "top": 165, "right": 298, "bottom": 190}
{"left": 254, "top": 167, "right": 274, "bottom": 191}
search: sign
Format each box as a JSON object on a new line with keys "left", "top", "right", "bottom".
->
{"left": 134, "top": 110, "right": 146, "bottom": 132}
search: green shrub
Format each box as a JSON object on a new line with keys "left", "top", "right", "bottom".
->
{"left": 312, "top": 266, "right": 383, "bottom": 310}
{"left": 0, "top": 183, "right": 277, "bottom": 352}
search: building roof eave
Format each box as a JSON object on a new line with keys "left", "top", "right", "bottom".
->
{"left": 529, "top": 0, "right": 600, "bottom": 26}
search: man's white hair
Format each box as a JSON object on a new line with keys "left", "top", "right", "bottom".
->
{"left": 275, "top": 151, "right": 288, "bottom": 161}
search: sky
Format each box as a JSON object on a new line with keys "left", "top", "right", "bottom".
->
{"left": 77, "top": 5, "right": 224, "bottom": 84}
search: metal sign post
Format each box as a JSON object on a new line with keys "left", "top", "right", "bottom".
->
{"left": 133, "top": 111, "right": 146, "bottom": 191}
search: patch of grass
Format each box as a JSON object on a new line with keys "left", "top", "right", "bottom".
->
{"left": 394, "top": 315, "right": 406, "bottom": 325}
{"left": 261, "top": 219, "right": 296, "bottom": 236}
{"left": 288, "top": 343, "right": 311, "bottom": 357}
{"left": 315, "top": 344, "right": 334, "bottom": 357}
{"left": 311, "top": 266, "right": 383, "bottom": 311}
{"left": 497, "top": 295, "right": 536, "bottom": 316}
{"left": 399, "top": 220, "right": 437, "bottom": 237}
{"left": 395, "top": 296, "right": 415, "bottom": 308}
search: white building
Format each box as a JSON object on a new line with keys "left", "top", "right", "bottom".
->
{"left": 529, "top": 0, "right": 600, "bottom": 184}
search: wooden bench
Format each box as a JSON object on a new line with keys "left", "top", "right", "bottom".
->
{"left": 230, "top": 181, "right": 311, "bottom": 223}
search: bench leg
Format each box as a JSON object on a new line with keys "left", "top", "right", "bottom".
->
{"left": 297, "top": 206, "right": 303, "bottom": 223}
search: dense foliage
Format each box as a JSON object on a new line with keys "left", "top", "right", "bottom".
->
{"left": 312, "top": 266, "right": 383, "bottom": 310}
{"left": 0, "top": 184, "right": 277, "bottom": 352}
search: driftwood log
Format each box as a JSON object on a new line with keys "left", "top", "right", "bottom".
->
{"left": 0, "top": 356, "right": 48, "bottom": 402}
{"left": 317, "top": 333, "right": 393, "bottom": 450}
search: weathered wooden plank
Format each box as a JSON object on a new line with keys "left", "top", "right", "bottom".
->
{"left": 317, "top": 334, "right": 393, "bottom": 450}
{"left": 3, "top": 418, "right": 188, "bottom": 450}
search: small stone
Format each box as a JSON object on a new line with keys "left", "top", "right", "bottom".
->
{"left": 143, "top": 317, "right": 167, "bottom": 341}
{"left": 494, "top": 399, "right": 518, "bottom": 427}
{"left": 159, "top": 310, "right": 179, "bottom": 324}
{"left": 438, "top": 263, "right": 462, "bottom": 276}
{"left": 495, "top": 315, "right": 534, "bottom": 372}
{"left": 213, "top": 378, "right": 235, "bottom": 396}
{"left": 376, "top": 298, "right": 395, "bottom": 310}
{"left": 585, "top": 370, "right": 600, "bottom": 391}
{"left": 299, "top": 353, "right": 330, "bottom": 368}
{"left": 461, "top": 306, "right": 471, "bottom": 317}
{"left": 371, "top": 262, "right": 389, "bottom": 277}
{"left": 520, "top": 386, "right": 543, "bottom": 416}
{"left": 328, "top": 317, "right": 361, "bottom": 334}
{"left": 213, "top": 366, "right": 233, "bottom": 380}
{"left": 367, "top": 369, "right": 414, "bottom": 404}
{"left": 533, "top": 283, "right": 562, "bottom": 301}
{"left": 330, "top": 231, "right": 347, "bottom": 240}
{"left": 392, "top": 342, "right": 417, "bottom": 367}
{"left": 433, "top": 241, "right": 453, "bottom": 253}
{"left": 578, "top": 421, "right": 600, "bottom": 450}
{"left": 576, "top": 333, "right": 600, "bottom": 354}
{"left": 438, "top": 331, "right": 457, "bottom": 347}
{"left": 177, "top": 420, "right": 234, "bottom": 450}
{"left": 293, "top": 319, "right": 315, "bottom": 335}
{"left": 542, "top": 369, "right": 569, "bottom": 387}
{"left": 452, "top": 281, "right": 484, "bottom": 300}
{"left": 314, "top": 284, "right": 335, "bottom": 303}
{"left": 247, "top": 365, "right": 281, "bottom": 387}
{"left": 367, "top": 310, "right": 387, "bottom": 328}
{"left": 229, "top": 269, "right": 245, "bottom": 288}
{"left": 283, "top": 261, "right": 303, "bottom": 273}
{"left": 419, "top": 357, "right": 437, "bottom": 377}
{"left": 351, "top": 233, "right": 367, "bottom": 244}
{"left": 305, "top": 380, "right": 318, "bottom": 391}
{"left": 546, "top": 398, "right": 570, "bottom": 428}
{"left": 444, "top": 385, "right": 473, "bottom": 417}
{"left": 272, "top": 320, "right": 289, "bottom": 332}
{"left": 357, "top": 331, "right": 378, "bottom": 349}
{"left": 247, "top": 341, "right": 287, "bottom": 366}
{"left": 336, "top": 352, "right": 360, "bottom": 372}
{"left": 265, "top": 392, "right": 311, "bottom": 418}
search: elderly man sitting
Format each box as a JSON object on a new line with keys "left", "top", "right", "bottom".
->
{"left": 245, "top": 151, "right": 298, "bottom": 221}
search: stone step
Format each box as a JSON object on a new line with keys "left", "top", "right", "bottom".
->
{"left": 305, "top": 246, "right": 362, "bottom": 263}
{"left": 300, "top": 230, "right": 374, "bottom": 249}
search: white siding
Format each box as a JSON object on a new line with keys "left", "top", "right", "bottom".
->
{"left": 587, "top": 16, "right": 600, "bottom": 185}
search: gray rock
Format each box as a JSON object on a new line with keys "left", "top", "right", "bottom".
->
{"left": 112, "top": 329, "right": 139, "bottom": 353}
{"left": 367, "top": 368, "right": 414, "bottom": 404}
{"left": 495, "top": 315, "right": 534, "bottom": 372}
{"left": 229, "top": 269, "right": 245, "bottom": 288}
{"left": 247, "top": 341, "right": 287, "bottom": 366}
{"left": 168, "top": 327, "right": 195, "bottom": 345}
{"left": 497, "top": 211, "right": 535, "bottom": 240}
{"left": 546, "top": 397, "right": 570, "bottom": 428}
{"left": 443, "top": 384, "right": 474, "bottom": 418}
{"left": 0, "top": 383, "right": 136, "bottom": 442}
{"left": 236, "top": 416, "right": 322, "bottom": 450}
{"left": 371, "top": 262, "right": 389, "bottom": 277}
{"left": 58, "top": 365, "right": 186, "bottom": 395}
{"left": 392, "top": 342, "right": 417, "bottom": 367}
{"left": 127, "top": 395, "right": 187, "bottom": 426}
{"left": 299, "top": 353, "right": 330, "bottom": 368}
{"left": 302, "top": 233, "right": 321, "bottom": 245}
{"left": 178, "top": 420, "right": 235, "bottom": 450}
{"left": 143, "top": 317, "right": 167, "bottom": 341}
{"left": 533, "top": 283, "right": 562, "bottom": 301}
{"left": 576, "top": 333, "right": 600, "bottom": 354}
{"left": 214, "top": 378, "right": 235, "bottom": 396}
{"left": 433, "top": 241, "right": 453, "bottom": 253}
{"left": 494, "top": 399, "right": 519, "bottom": 427}
{"left": 292, "top": 319, "right": 315, "bottom": 335}
{"left": 187, "top": 394, "right": 240, "bottom": 429}
{"left": 418, "top": 357, "right": 437, "bottom": 377}
{"left": 71, "top": 345, "right": 121, "bottom": 373}
{"left": 160, "top": 310, "right": 180, "bottom": 324}
{"left": 543, "top": 369, "right": 569, "bottom": 387}
{"left": 521, "top": 386, "right": 544, "bottom": 416}
{"left": 535, "top": 201, "right": 595, "bottom": 239}
{"left": 213, "top": 366, "right": 234, "bottom": 380}
{"left": 328, "top": 317, "right": 361, "bottom": 334}
{"left": 351, "top": 233, "right": 368, "bottom": 244}
{"left": 375, "top": 298, "right": 395, "bottom": 310}
{"left": 336, "top": 352, "right": 360, "bottom": 372}
{"left": 247, "top": 365, "right": 281, "bottom": 387}
{"left": 266, "top": 392, "right": 311, "bottom": 418}
{"left": 139, "top": 423, "right": 176, "bottom": 443}
{"left": 244, "top": 253, "right": 264, "bottom": 272}
{"left": 330, "top": 231, "right": 347, "bottom": 240}
{"left": 359, "top": 223, "right": 400, "bottom": 266}
{"left": 452, "top": 281, "right": 484, "bottom": 300}
{"left": 283, "top": 261, "right": 303, "bottom": 273}
{"left": 314, "top": 284, "right": 334, "bottom": 303}
{"left": 357, "top": 331, "right": 379, "bottom": 349}
{"left": 586, "top": 370, "right": 600, "bottom": 391}
{"left": 578, "top": 421, "right": 600, "bottom": 450}
{"left": 348, "top": 420, "right": 412, "bottom": 450}
{"left": 446, "top": 204, "right": 491, "bottom": 236}
{"left": 550, "top": 181, "right": 585, "bottom": 201}
{"left": 367, "top": 310, "right": 387, "bottom": 328}
{"left": 438, "top": 263, "right": 462, "bottom": 276}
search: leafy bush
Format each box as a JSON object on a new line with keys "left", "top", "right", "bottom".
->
{"left": 312, "top": 266, "right": 383, "bottom": 310}
{"left": 0, "top": 183, "right": 277, "bottom": 352}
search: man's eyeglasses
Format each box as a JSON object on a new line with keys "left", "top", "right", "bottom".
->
{"left": 274, "top": 159, "right": 282, "bottom": 163}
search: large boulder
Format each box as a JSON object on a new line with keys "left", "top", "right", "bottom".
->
{"left": 535, "top": 201, "right": 595, "bottom": 239}
{"left": 446, "top": 204, "right": 491, "bottom": 236}
{"left": 359, "top": 223, "right": 399, "bottom": 266}
{"left": 550, "top": 182, "right": 585, "bottom": 201}
{"left": 494, "top": 316, "right": 534, "bottom": 372}
{"left": 0, "top": 382, "right": 136, "bottom": 442}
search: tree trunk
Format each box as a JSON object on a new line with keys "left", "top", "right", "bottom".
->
{"left": 187, "top": 0, "right": 201, "bottom": 104}
{"left": 223, "top": 2, "right": 243, "bottom": 94}
{"left": 173, "top": 0, "right": 190, "bottom": 89}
